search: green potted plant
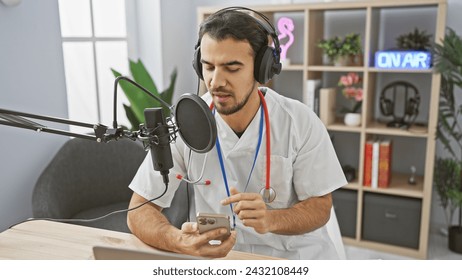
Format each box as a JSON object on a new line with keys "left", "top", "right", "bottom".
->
{"left": 111, "top": 59, "right": 177, "bottom": 130}
{"left": 431, "top": 27, "right": 462, "bottom": 254}
{"left": 396, "top": 27, "right": 432, "bottom": 50}
{"left": 434, "top": 158, "right": 462, "bottom": 233}
{"left": 318, "top": 33, "right": 363, "bottom": 66}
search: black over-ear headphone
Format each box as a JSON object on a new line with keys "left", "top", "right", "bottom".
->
{"left": 379, "top": 81, "right": 420, "bottom": 127}
{"left": 192, "top": 7, "right": 282, "bottom": 84}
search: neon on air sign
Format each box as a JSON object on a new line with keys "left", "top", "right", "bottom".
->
{"left": 374, "top": 51, "right": 431, "bottom": 69}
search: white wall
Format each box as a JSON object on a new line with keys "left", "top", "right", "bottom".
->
{"left": 0, "top": 0, "right": 68, "bottom": 231}
{"left": 0, "top": 0, "right": 461, "bottom": 234}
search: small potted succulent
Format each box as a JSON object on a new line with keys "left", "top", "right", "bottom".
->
{"left": 396, "top": 27, "right": 432, "bottom": 51}
{"left": 318, "top": 33, "right": 363, "bottom": 66}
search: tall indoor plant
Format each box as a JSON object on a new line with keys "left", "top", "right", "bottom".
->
{"left": 111, "top": 59, "right": 177, "bottom": 130}
{"left": 432, "top": 27, "right": 462, "bottom": 253}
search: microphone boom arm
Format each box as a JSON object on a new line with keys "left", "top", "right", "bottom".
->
{"left": 0, "top": 76, "right": 172, "bottom": 143}
{"left": 1, "top": 76, "right": 216, "bottom": 190}
{"left": 0, "top": 108, "right": 113, "bottom": 142}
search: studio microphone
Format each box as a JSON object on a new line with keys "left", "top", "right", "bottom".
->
{"left": 143, "top": 108, "right": 173, "bottom": 186}
{"left": 140, "top": 93, "right": 217, "bottom": 188}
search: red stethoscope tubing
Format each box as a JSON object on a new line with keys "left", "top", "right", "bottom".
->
{"left": 210, "top": 90, "right": 271, "bottom": 190}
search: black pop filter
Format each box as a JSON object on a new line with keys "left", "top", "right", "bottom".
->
{"left": 174, "top": 93, "right": 216, "bottom": 153}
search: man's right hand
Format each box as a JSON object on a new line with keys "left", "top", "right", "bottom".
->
{"left": 178, "top": 222, "right": 236, "bottom": 258}
{"left": 127, "top": 192, "right": 236, "bottom": 259}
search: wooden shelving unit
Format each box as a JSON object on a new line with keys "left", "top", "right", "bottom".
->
{"left": 198, "top": 0, "right": 447, "bottom": 259}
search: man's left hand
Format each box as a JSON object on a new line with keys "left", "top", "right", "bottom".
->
{"left": 221, "top": 187, "right": 271, "bottom": 234}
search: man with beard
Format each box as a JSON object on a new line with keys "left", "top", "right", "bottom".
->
{"left": 127, "top": 7, "right": 347, "bottom": 260}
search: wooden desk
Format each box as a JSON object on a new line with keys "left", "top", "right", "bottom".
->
{"left": 0, "top": 220, "right": 277, "bottom": 260}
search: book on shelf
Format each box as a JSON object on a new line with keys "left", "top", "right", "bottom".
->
{"left": 378, "top": 140, "right": 392, "bottom": 188}
{"left": 363, "top": 140, "right": 373, "bottom": 187}
{"left": 304, "top": 79, "right": 322, "bottom": 115}
{"left": 371, "top": 141, "right": 380, "bottom": 189}
{"left": 314, "top": 85, "right": 321, "bottom": 116}
{"left": 319, "top": 87, "right": 336, "bottom": 125}
{"left": 363, "top": 139, "right": 393, "bottom": 189}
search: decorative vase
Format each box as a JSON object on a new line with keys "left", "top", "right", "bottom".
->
{"left": 350, "top": 53, "right": 364, "bottom": 66}
{"left": 344, "top": 113, "right": 361, "bottom": 126}
{"left": 334, "top": 55, "right": 352, "bottom": 66}
{"left": 448, "top": 226, "right": 462, "bottom": 254}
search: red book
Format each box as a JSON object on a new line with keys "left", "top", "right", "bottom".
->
{"left": 363, "top": 140, "right": 373, "bottom": 187}
{"left": 378, "top": 140, "right": 392, "bottom": 188}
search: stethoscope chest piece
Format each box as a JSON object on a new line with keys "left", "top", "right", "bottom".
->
{"left": 260, "top": 187, "right": 276, "bottom": 203}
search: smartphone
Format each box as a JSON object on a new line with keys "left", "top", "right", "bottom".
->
{"left": 196, "top": 213, "right": 231, "bottom": 237}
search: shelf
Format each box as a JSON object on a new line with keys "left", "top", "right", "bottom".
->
{"left": 281, "top": 64, "right": 304, "bottom": 71}
{"left": 325, "top": 120, "right": 429, "bottom": 136}
{"left": 326, "top": 121, "right": 362, "bottom": 133}
{"left": 362, "top": 173, "right": 424, "bottom": 198}
{"left": 344, "top": 180, "right": 360, "bottom": 190}
{"left": 199, "top": 0, "right": 445, "bottom": 260}
{"left": 341, "top": 174, "right": 424, "bottom": 198}
{"left": 368, "top": 67, "right": 433, "bottom": 74}
{"left": 347, "top": 239, "right": 422, "bottom": 259}
{"left": 308, "top": 65, "right": 365, "bottom": 72}
{"left": 365, "top": 122, "right": 428, "bottom": 137}
{"left": 307, "top": 66, "right": 433, "bottom": 74}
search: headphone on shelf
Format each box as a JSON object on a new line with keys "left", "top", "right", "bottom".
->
{"left": 379, "top": 81, "right": 420, "bottom": 127}
{"left": 192, "top": 6, "right": 282, "bottom": 84}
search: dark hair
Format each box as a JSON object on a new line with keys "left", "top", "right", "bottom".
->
{"left": 197, "top": 10, "right": 268, "bottom": 58}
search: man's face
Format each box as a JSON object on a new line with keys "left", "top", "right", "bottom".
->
{"left": 200, "top": 33, "right": 257, "bottom": 115}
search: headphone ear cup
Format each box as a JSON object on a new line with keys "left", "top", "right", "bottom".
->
{"left": 380, "top": 97, "right": 393, "bottom": 116}
{"left": 406, "top": 97, "right": 419, "bottom": 116}
{"left": 254, "top": 46, "right": 275, "bottom": 84}
{"left": 192, "top": 47, "right": 203, "bottom": 80}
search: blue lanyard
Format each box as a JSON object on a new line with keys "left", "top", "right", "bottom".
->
{"left": 213, "top": 105, "right": 264, "bottom": 229}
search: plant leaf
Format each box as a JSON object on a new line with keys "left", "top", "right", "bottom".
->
{"left": 111, "top": 68, "right": 146, "bottom": 124}
{"left": 123, "top": 103, "right": 140, "bottom": 130}
{"left": 158, "top": 68, "right": 178, "bottom": 117}
{"left": 111, "top": 60, "right": 176, "bottom": 130}
{"left": 130, "top": 59, "right": 158, "bottom": 95}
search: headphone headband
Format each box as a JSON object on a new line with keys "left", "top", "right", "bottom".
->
{"left": 212, "top": 6, "right": 281, "bottom": 52}
{"left": 192, "top": 6, "right": 282, "bottom": 84}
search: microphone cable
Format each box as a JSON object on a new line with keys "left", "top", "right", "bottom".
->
{"left": 8, "top": 183, "right": 169, "bottom": 229}
{"left": 185, "top": 149, "right": 194, "bottom": 223}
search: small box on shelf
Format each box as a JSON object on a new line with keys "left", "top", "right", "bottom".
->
{"left": 319, "top": 87, "right": 336, "bottom": 126}
{"left": 362, "top": 192, "right": 421, "bottom": 249}
{"left": 304, "top": 79, "right": 322, "bottom": 115}
{"left": 332, "top": 189, "right": 358, "bottom": 238}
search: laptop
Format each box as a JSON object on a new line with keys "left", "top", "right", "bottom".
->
{"left": 92, "top": 246, "right": 205, "bottom": 260}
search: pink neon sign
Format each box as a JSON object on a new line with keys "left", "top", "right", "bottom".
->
{"left": 277, "top": 17, "right": 294, "bottom": 61}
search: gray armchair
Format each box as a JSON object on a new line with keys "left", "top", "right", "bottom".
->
{"left": 32, "top": 137, "right": 190, "bottom": 233}
{"left": 32, "top": 137, "right": 147, "bottom": 232}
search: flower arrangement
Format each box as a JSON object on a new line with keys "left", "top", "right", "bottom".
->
{"left": 338, "top": 72, "right": 363, "bottom": 113}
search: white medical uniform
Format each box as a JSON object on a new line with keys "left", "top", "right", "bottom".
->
{"left": 129, "top": 87, "right": 347, "bottom": 259}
